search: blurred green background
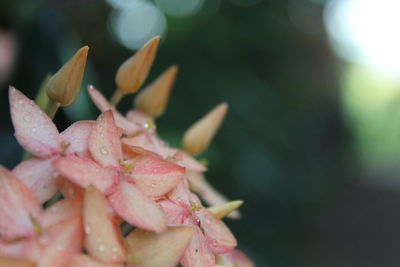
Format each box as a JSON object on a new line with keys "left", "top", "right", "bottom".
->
{"left": 2, "top": 0, "right": 400, "bottom": 266}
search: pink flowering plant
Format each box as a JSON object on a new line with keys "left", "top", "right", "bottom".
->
{"left": 0, "top": 37, "right": 254, "bottom": 267}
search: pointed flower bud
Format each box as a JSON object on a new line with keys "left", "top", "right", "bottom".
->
{"left": 208, "top": 200, "right": 243, "bottom": 219}
{"left": 115, "top": 36, "right": 161, "bottom": 94}
{"left": 134, "top": 65, "right": 177, "bottom": 118}
{"left": 45, "top": 46, "right": 89, "bottom": 107}
{"left": 183, "top": 103, "right": 228, "bottom": 155}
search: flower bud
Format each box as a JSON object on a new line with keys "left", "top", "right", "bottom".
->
{"left": 208, "top": 200, "right": 243, "bottom": 219}
{"left": 183, "top": 103, "right": 228, "bottom": 155}
{"left": 134, "top": 65, "right": 177, "bottom": 118}
{"left": 45, "top": 46, "right": 89, "bottom": 107}
{"left": 115, "top": 36, "right": 160, "bottom": 94}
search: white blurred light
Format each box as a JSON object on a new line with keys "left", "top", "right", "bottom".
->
{"left": 105, "top": 0, "right": 142, "bottom": 8}
{"left": 155, "top": 0, "right": 204, "bottom": 17}
{"left": 110, "top": 0, "right": 166, "bottom": 50}
{"left": 324, "top": 0, "right": 400, "bottom": 76}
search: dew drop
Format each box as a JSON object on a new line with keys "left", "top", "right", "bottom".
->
{"left": 84, "top": 224, "right": 91, "bottom": 234}
{"left": 18, "top": 100, "right": 23, "bottom": 105}
{"left": 31, "top": 128, "right": 37, "bottom": 133}
{"left": 23, "top": 115, "right": 30, "bottom": 121}
{"left": 150, "top": 182, "right": 156, "bottom": 188}
{"left": 112, "top": 247, "right": 119, "bottom": 252}
{"left": 99, "top": 146, "right": 109, "bottom": 155}
{"left": 98, "top": 244, "right": 106, "bottom": 252}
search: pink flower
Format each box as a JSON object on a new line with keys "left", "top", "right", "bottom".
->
{"left": 159, "top": 181, "right": 237, "bottom": 267}
{"left": 53, "top": 110, "right": 185, "bottom": 233}
{"left": 9, "top": 87, "right": 93, "bottom": 203}
{"left": 88, "top": 85, "right": 240, "bottom": 219}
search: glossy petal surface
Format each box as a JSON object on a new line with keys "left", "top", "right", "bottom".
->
{"left": 88, "top": 86, "right": 140, "bottom": 133}
{"left": 84, "top": 186, "right": 125, "bottom": 263}
{"left": 0, "top": 166, "right": 40, "bottom": 239}
{"left": 108, "top": 180, "right": 166, "bottom": 233}
{"left": 38, "top": 217, "right": 83, "bottom": 267}
{"left": 128, "top": 154, "right": 185, "bottom": 199}
{"left": 126, "top": 226, "right": 193, "bottom": 267}
{"left": 89, "top": 110, "right": 123, "bottom": 168}
{"left": 53, "top": 156, "right": 117, "bottom": 194}
{"left": 9, "top": 87, "right": 59, "bottom": 158}
{"left": 181, "top": 225, "right": 215, "bottom": 267}
{"left": 13, "top": 157, "right": 59, "bottom": 204}
{"left": 69, "top": 254, "right": 123, "bottom": 267}
{"left": 197, "top": 209, "right": 237, "bottom": 254}
{"left": 39, "top": 199, "right": 82, "bottom": 229}
{"left": 58, "top": 120, "right": 94, "bottom": 156}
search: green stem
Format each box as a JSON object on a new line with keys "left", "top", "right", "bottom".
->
{"left": 45, "top": 99, "right": 60, "bottom": 120}
{"left": 110, "top": 89, "right": 125, "bottom": 106}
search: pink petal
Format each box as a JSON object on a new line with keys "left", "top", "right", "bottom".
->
{"left": 0, "top": 166, "right": 40, "bottom": 239}
{"left": 108, "top": 179, "right": 166, "bottom": 233}
{"left": 126, "top": 110, "right": 153, "bottom": 125}
{"left": 188, "top": 171, "right": 240, "bottom": 219}
{"left": 167, "top": 181, "right": 193, "bottom": 210}
{"left": 84, "top": 186, "right": 126, "bottom": 263}
{"left": 39, "top": 199, "right": 82, "bottom": 229}
{"left": 181, "top": 225, "right": 215, "bottom": 267}
{"left": 0, "top": 256, "right": 35, "bottom": 267}
{"left": 89, "top": 110, "right": 123, "bottom": 168}
{"left": 0, "top": 238, "right": 40, "bottom": 262}
{"left": 38, "top": 217, "right": 83, "bottom": 267}
{"left": 58, "top": 120, "right": 94, "bottom": 157}
{"left": 123, "top": 134, "right": 206, "bottom": 172}
{"left": 53, "top": 156, "right": 117, "bottom": 194}
{"left": 127, "top": 153, "right": 185, "bottom": 199}
{"left": 60, "top": 179, "right": 84, "bottom": 201}
{"left": 69, "top": 254, "right": 124, "bottom": 267}
{"left": 158, "top": 200, "right": 189, "bottom": 225}
{"left": 125, "top": 226, "right": 194, "bottom": 267}
{"left": 197, "top": 209, "right": 237, "bottom": 254}
{"left": 13, "top": 157, "right": 59, "bottom": 204}
{"left": 218, "top": 249, "right": 254, "bottom": 267}
{"left": 0, "top": 239, "right": 32, "bottom": 260}
{"left": 9, "top": 87, "right": 59, "bottom": 158}
{"left": 88, "top": 85, "right": 140, "bottom": 133}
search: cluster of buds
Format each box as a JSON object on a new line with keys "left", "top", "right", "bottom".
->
{"left": 0, "top": 37, "right": 254, "bottom": 267}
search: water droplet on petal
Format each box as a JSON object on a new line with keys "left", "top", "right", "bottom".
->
{"left": 23, "top": 115, "right": 30, "bottom": 121}
{"left": 18, "top": 100, "right": 23, "bottom": 105}
{"left": 99, "top": 146, "right": 109, "bottom": 155}
{"left": 84, "top": 224, "right": 91, "bottom": 234}
{"left": 99, "top": 244, "right": 106, "bottom": 252}
{"left": 31, "top": 128, "right": 37, "bottom": 133}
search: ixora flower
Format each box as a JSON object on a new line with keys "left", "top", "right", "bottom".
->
{"left": 0, "top": 37, "right": 254, "bottom": 267}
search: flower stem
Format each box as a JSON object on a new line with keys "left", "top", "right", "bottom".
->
{"left": 110, "top": 89, "right": 125, "bottom": 106}
{"left": 45, "top": 99, "right": 60, "bottom": 120}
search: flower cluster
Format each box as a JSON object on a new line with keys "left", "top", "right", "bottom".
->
{"left": 0, "top": 37, "right": 253, "bottom": 267}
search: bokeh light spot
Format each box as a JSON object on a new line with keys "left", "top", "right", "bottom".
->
{"left": 110, "top": 0, "right": 166, "bottom": 50}
{"left": 155, "top": 0, "right": 204, "bottom": 17}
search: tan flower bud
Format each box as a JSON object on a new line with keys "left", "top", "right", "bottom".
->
{"left": 134, "top": 65, "right": 177, "bottom": 118}
{"left": 45, "top": 46, "right": 89, "bottom": 107}
{"left": 115, "top": 36, "right": 161, "bottom": 94}
{"left": 183, "top": 103, "right": 228, "bottom": 155}
{"left": 208, "top": 200, "right": 243, "bottom": 219}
